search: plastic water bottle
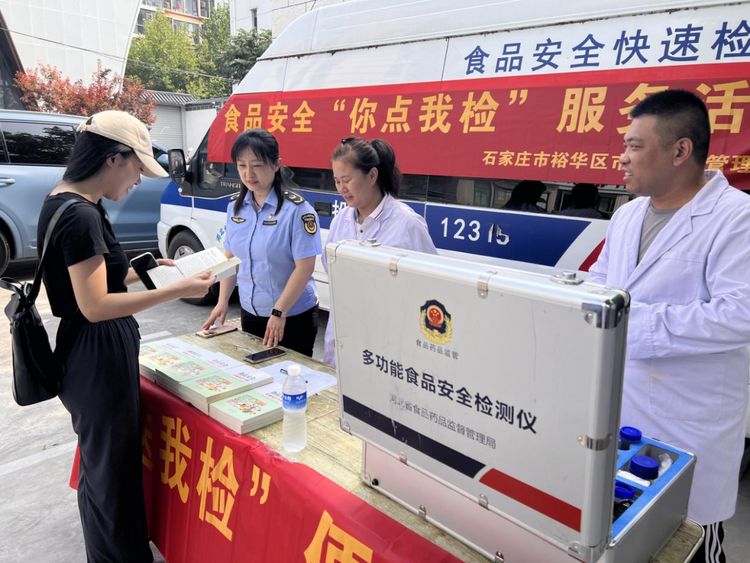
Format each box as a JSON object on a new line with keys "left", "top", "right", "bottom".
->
{"left": 282, "top": 364, "right": 307, "bottom": 452}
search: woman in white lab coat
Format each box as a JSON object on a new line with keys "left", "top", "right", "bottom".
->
{"left": 323, "top": 137, "right": 438, "bottom": 366}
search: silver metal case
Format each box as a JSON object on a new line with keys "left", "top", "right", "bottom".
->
{"left": 329, "top": 241, "right": 632, "bottom": 561}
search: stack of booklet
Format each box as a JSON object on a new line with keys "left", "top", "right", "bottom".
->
{"left": 138, "top": 338, "right": 273, "bottom": 412}
{"left": 208, "top": 384, "right": 284, "bottom": 434}
{"left": 139, "top": 340, "right": 338, "bottom": 435}
{"left": 208, "top": 360, "right": 338, "bottom": 434}
{"left": 180, "top": 364, "right": 273, "bottom": 415}
{"left": 138, "top": 339, "right": 190, "bottom": 382}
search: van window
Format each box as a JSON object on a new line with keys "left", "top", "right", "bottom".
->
{"left": 1, "top": 122, "right": 76, "bottom": 165}
{"left": 290, "top": 166, "right": 428, "bottom": 202}
{"left": 428, "top": 176, "right": 506, "bottom": 208}
{"left": 291, "top": 167, "right": 334, "bottom": 192}
{"left": 195, "top": 141, "right": 241, "bottom": 197}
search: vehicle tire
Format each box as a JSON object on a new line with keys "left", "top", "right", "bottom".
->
{"left": 167, "top": 231, "right": 219, "bottom": 306}
{"left": 0, "top": 231, "right": 9, "bottom": 277}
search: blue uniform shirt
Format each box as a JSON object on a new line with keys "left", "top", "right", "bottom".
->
{"left": 224, "top": 188, "right": 321, "bottom": 317}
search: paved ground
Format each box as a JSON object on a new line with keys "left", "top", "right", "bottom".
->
{"left": 0, "top": 259, "right": 748, "bottom": 562}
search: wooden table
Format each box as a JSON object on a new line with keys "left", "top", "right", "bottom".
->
{"left": 176, "top": 330, "right": 703, "bottom": 562}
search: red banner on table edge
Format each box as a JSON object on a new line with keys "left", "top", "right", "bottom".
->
{"left": 69, "top": 378, "right": 462, "bottom": 563}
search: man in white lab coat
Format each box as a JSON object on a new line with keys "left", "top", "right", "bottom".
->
{"left": 588, "top": 89, "right": 750, "bottom": 563}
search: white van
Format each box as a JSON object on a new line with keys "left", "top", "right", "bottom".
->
{"left": 160, "top": 0, "right": 750, "bottom": 309}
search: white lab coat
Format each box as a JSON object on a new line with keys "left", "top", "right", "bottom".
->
{"left": 323, "top": 194, "right": 437, "bottom": 366}
{"left": 588, "top": 170, "right": 750, "bottom": 525}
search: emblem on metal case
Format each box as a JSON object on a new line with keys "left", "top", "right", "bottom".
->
{"left": 419, "top": 300, "right": 452, "bottom": 344}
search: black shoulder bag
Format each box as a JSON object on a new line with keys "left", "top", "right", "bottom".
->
{"left": 1, "top": 199, "right": 82, "bottom": 406}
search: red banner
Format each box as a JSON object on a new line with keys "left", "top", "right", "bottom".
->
{"left": 208, "top": 62, "right": 750, "bottom": 190}
{"left": 70, "top": 379, "right": 461, "bottom": 563}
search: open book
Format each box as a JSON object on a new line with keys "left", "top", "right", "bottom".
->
{"left": 140, "top": 248, "right": 240, "bottom": 289}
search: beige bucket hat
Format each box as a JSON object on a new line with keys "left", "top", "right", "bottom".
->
{"left": 77, "top": 111, "right": 168, "bottom": 178}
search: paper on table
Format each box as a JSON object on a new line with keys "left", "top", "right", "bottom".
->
{"left": 262, "top": 360, "right": 337, "bottom": 396}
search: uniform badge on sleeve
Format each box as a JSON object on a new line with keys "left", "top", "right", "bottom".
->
{"left": 231, "top": 217, "right": 246, "bottom": 223}
{"left": 301, "top": 213, "right": 318, "bottom": 235}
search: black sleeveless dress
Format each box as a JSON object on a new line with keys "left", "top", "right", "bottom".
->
{"left": 38, "top": 192, "right": 152, "bottom": 563}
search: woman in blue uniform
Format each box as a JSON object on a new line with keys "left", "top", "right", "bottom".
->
{"left": 203, "top": 129, "right": 322, "bottom": 356}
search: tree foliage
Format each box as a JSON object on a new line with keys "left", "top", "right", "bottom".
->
{"left": 125, "top": 6, "right": 272, "bottom": 99}
{"left": 195, "top": 4, "right": 232, "bottom": 97}
{"left": 126, "top": 10, "right": 202, "bottom": 95}
{"left": 14, "top": 61, "right": 156, "bottom": 126}
{"left": 221, "top": 29, "right": 274, "bottom": 86}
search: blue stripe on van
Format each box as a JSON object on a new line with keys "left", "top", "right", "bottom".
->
{"left": 161, "top": 181, "right": 192, "bottom": 207}
{"left": 425, "top": 205, "right": 589, "bottom": 267}
{"left": 194, "top": 195, "right": 234, "bottom": 212}
{"left": 177, "top": 186, "right": 583, "bottom": 268}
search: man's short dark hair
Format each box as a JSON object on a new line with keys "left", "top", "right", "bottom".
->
{"left": 630, "top": 89, "right": 710, "bottom": 167}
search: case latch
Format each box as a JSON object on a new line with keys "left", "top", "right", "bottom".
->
{"left": 339, "top": 417, "right": 351, "bottom": 435}
{"left": 577, "top": 433, "right": 612, "bottom": 451}
{"left": 389, "top": 254, "right": 408, "bottom": 277}
{"left": 552, "top": 271, "right": 584, "bottom": 285}
{"left": 327, "top": 242, "right": 342, "bottom": 265}
{"left": 477, "top": 271, "right": 498, "bottom": 298}
{"left": 360, "top": 238, "right": 381, "bottom": 247}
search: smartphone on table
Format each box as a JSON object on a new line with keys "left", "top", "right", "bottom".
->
{"left": 244, "top": 348, "right": 286, "bottom": 364}
{"left": 196, "top": 325, "right": 238, "bottom": 338}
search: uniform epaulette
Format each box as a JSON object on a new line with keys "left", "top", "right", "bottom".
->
{"left": 283, "top": 190, "right": 306, "bottom": 205}
{"left": 229, "top": 193, "right": 240, "bottom": 201}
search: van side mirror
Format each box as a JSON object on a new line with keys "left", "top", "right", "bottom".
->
{"left": 169, "top": 149, "right": 187, "bottom": 185}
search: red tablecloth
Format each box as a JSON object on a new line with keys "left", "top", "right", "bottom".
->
{"left": 70, "top": 378, "right": 460, "bottom": 563}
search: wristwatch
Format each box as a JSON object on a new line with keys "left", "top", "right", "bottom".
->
{"left": 271, "top": 308, "right": 284, "bottom": 318}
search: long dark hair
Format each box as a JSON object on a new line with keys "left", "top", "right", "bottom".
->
{"left": 231, "top": 129, "right": 289, "bottom": 216}
{"left": 331, "top": 137, "right": 401, "bottom": 197}
{"left": 63, "top": 122, "right": 135, "bottom": 183}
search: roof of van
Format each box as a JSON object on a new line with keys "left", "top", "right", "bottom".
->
{"left": 263, "top": 0, "right": 737, "bottom": 59}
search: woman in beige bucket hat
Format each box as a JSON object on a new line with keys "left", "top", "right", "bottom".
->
{"left": 35, "top": 111, "right": 214, "bottom": 561}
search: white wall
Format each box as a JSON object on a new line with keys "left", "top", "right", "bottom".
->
{"left": 0, "top": 0, "right": 141, "bottom": 83}
{"left": 184, "top": 105, "right": 220, "bottom": 158}
{"left": 230, "top": 0, "right": 348, "bottom": 37}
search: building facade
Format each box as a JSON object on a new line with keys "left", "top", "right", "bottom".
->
{"left": 0, "top": 10, "right": 22, "bottom": 109}
{"left": 228, "top": 0, "right": 348, "bottom": 37}
{"left": 136, "top": 0, "right": 229, "bottom": 40}
{"left": 0, "top": 0, "right": 142, "bottom": 85}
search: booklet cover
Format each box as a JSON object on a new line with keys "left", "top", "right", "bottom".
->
{"left": 181, "top": 366, "right": 273, "bottom": 401}
{"left": 139, "top": 342, "right": 188, "bottom": 381}
{"left": 209, "top": 389, "right": 283, "bottom": 433}
{"left": 213, "top": 390, "right": 278, "bottom": 419}
{"left": 157, "top": 357, "right": 219, "bottom": 382}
